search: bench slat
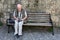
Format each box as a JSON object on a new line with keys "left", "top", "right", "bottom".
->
{"left": 23, "top": 23, "right": 52, "bottom": 26}
{"left": 28, "top": 13, "right": 49, "bottom": 15}
{"left": 27, "top": 20, "right": 50, "bottom": 23}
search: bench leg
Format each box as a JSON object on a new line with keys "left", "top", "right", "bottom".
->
{"left": 52, "top": 26, "right": 54, "bottom": 35}
{"left": 12, "top": 26, "right": 14, "bottom": 32}
{"left": 8, "top": 26, "right": 10, "bottom": 33}
{"left": 8, "top": 25, "right": 14, "bottom": 33}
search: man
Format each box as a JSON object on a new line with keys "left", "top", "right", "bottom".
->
{"left": 13, "top": 4, "right": 27, "bottom": 38}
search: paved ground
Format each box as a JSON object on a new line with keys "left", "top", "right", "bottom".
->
{"left": 0, "top": 25, "right": 60, "bottom": 40}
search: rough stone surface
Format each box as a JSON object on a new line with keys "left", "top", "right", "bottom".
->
{"left": 0, "top": 25, "right": 60, "bottom": 40}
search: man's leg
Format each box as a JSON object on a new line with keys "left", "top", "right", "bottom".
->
{"left": 14, "top": 20, "right": 18, "bottom": 35}
{"left": 18, "top": 21, "right": 23, "bottom": 35}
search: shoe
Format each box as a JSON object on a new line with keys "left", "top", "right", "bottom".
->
{"left": 16, "top": 35, "right": 20, "bottom": 38}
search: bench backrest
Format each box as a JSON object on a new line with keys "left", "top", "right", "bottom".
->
{"left": 27, "top": 13, "right": 51, "bottom": 23}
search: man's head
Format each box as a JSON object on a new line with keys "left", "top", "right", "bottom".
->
{"left": 17, "top": 4, "right": 22, "bottom": 11}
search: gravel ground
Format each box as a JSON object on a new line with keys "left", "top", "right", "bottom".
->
{"left": 0, "top": 25, "right": 60, "bottom": 40}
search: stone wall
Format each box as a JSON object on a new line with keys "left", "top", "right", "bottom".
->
{"left": 0, "top": 0, "right": 60, "bottom": 27}
{"left": 21, "top": 0, "right": 46, "bottom": 12}
{"left": 0, "top": 0, "right": 16, "bottom": 23}
{"left": 45, "top": 0, "right": 60, "bottom": 27}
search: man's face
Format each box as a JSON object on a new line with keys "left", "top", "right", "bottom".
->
{"left": 17, "top": 4, "right": 22, "bottom": 11}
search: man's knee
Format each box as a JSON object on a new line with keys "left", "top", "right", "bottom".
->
{"left": 19, "top": 21, "right": 23, "bottom": 24}
{"left": 15, "top": 20, "right": 18, "bottom": 23}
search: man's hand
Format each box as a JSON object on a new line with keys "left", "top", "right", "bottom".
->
{"left": 16, "top": 18, "right": 18, "bottom": 21}
{"left": 21, "top": 19, "right": 24, "bottom": 21}
{"left": 13, "top": 16, "right": 18, "bottom": 21}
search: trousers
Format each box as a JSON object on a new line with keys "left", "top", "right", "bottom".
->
{"left": 14, "top": 20, "right": 23, "bottom": 35}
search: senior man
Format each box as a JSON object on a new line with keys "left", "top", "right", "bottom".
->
{"left": 13, "top": 4, "right": 27, "bottom": 38}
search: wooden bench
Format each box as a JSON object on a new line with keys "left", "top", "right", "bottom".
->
{"left": 6, "top": 12, "right": 54, "bottom": 35}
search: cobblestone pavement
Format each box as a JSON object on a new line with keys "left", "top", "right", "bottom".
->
{"left": 0, "top": 25, "right": 60, "bottom": 40}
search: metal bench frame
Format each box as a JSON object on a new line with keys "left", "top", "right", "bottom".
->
{"left": 6, "top": 12, "right": 54, "bottom": 35}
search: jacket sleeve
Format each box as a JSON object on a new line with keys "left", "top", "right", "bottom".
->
{"left": 25, "top": 10, "right": 27, "bottom": 17}
{"left": 13, "top": 11, "right": 15, "bottom": 17}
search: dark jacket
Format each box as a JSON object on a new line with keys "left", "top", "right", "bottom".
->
{"left": 13, "top": 9, "right": 26, "bottom": 19}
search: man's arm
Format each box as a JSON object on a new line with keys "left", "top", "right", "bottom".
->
{"left": 22, "top": 11, "right": 27, "bottom": 21}
{"left": 13, "top": 11, "right": 18, "bottom": 20}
